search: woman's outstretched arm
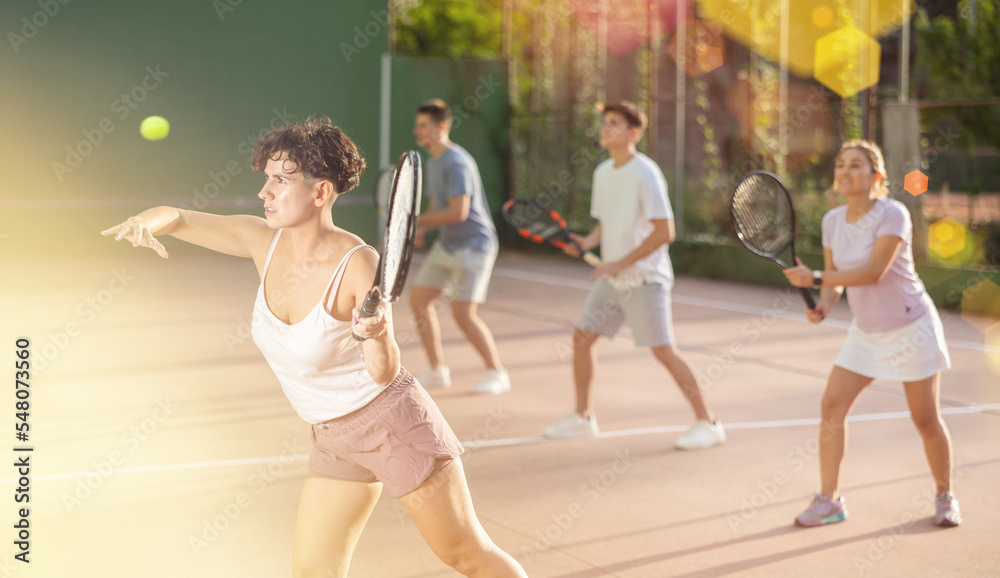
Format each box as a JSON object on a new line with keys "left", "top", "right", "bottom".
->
{"left": 102, "top": 206, "right": 270, "bottom": 259}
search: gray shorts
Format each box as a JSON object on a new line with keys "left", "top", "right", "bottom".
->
{"left": 413, "top": 241, "right": 497, "bottom": 303}
{"left": 576, "top": 278, "right": 676, "bottom": 347}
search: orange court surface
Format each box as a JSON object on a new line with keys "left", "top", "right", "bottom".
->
{"left": 2, "top": 247, "right": 999, "bottom": 577}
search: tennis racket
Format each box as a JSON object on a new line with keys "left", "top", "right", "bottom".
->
{"left": 502, "top": 199, "right": 602, "bottom": 267}
{"left": 353, "top": 151, "right": 421, "bottom": 341}
{"left": 730, "top": 170, "right": 817, "bottom": 310}
{"left": 372, "top": 164, "right": 396, "bottom": 219}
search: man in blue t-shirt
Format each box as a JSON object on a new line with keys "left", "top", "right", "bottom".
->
{"left": 409, "top": 99, "right": 509, "bottom": 394}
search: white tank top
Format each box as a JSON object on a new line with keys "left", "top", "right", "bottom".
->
{"left": 250, "top": 229, "right": 384, "bottom": 424}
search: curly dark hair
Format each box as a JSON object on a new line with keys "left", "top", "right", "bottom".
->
{"left": 251, "top": 115, "right": 366, "bottom": 194}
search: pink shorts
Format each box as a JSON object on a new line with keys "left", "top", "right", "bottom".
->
{"left": 308, "top": 368, "right": 464, "bottom": 498}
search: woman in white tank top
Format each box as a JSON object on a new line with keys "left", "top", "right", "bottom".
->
{"left": 102, "top": 116, "right": 526, "bottom": 577}
{"left": 782, "top": 139, "right": 961, "bottom": 529}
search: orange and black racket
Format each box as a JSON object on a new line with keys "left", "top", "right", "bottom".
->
{"left": 502, "top": 199, "right": 601, "bottom": 267}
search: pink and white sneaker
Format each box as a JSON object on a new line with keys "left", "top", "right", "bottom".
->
{"left": 795, "top": 494, "right": 848, "bottom": 527}
{"left": 934, "top": 491, "right": 962, "bottom": 527}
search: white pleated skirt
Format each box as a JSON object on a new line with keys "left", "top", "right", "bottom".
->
{"left": 834, "top": 308, "right": 951, "bottom": 382}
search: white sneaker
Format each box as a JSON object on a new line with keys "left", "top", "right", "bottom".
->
{"left": 674, "top": 419, "right": 726, "bottom": 450}
{"left": 544, "top": 412, "right": 599, "bottom": 438}
{"left": 474, "top": 368, "right": 510, "bottom": 395}
{"left": 416, "top": 366, "right": 451, "bottom": 389}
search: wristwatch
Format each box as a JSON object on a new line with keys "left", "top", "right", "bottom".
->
{"left": 812, "top": 270, "right": 823, "bottom": 287}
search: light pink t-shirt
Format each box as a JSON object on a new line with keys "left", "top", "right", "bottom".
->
{"left": 822, "top": 198, "right": 933, "bottom": 332}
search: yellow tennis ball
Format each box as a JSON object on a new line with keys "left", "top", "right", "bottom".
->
{"left": 140, "top": 116, "right": 170, "bottom": 141}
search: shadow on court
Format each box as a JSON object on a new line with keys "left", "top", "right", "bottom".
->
{"left": 3, "top": 248, "right": 998, "bottom": 577}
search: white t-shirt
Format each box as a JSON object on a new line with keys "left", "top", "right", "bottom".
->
{"left": 822, "top": 198, "right": 933, "bottom": 333}
{"left": 591, "top": 152, "right": 674, "bottom": 285}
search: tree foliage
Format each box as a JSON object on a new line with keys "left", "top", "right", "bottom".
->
{"left": 394, "top": 0, "right": 502, "bottom": 59}
{"left": 915, "top": 0, "right": 1000, "bottom": 154}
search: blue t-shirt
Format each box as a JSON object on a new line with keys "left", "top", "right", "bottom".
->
{"left": 425, "top": 144, "right": 497, "bottom": 253}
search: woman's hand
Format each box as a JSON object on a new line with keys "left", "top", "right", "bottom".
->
{"left": 351, "top": 303, "right": 388, "bottom": 341}
{"left": 101, "top": 217, "right": 170, "bottom": 258}
{"left": 354, "top": 300, "right": 400, "bottom": 385}
{"left": 782, "top": 257, "right": 813, "bottom": 288}
{"left": 806, "top": 302, "right": 828, "bottom": 324}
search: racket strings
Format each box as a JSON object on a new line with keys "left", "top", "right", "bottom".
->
{"left": 383, "top": 161, "right": 415, "bottom": 293}
{"left": 732, "top": 177, "right": 793, "bottom": 255}
{"left": 733, "top": 199, "right": 781, "bottom": 248}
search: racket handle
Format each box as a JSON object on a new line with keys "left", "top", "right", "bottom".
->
{"left": 352, "top": 287, "right": 383, "bottom": 342}
{"left": 798, "top": 287, "right": 817, "bottom": 310}
{"left": 582, "top": 252, "right": 602, "bottom": 268}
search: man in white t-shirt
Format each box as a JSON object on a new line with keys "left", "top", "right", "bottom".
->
{"left": 544, "top": 101, "right": 725, "bottom": 450}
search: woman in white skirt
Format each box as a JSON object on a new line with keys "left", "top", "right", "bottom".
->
{"left": 783, "top": 139, "right": 961, "bottom": 528}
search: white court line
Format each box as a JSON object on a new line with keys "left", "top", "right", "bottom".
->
{"left": 491, "top": 266, "right": 1000, "bottom": 354}
{"left": 463, "top": 403, "right": 1000, "bottom": 448}
{"left": 5, "top": 404, "right": 998, "bottom": 485}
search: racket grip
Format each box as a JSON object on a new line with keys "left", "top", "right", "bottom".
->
{"left": 582, "top": 252, "right": 602, "bottom": 268}
{"left": 798, "top": 287, "right": 817, "bottom": 310}
{"left": 352, "top": 287, "right": 383, "bottom": 342}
